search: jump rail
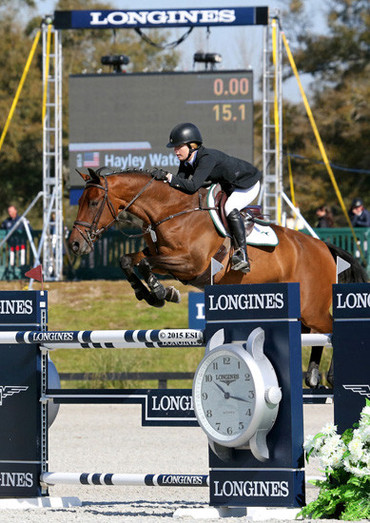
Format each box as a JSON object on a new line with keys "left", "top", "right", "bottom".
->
{"left": 41, "top": 472, "right": 209, "bottom": 487}
{"left": 0, "top": 329, "right": 332, "bottom": 348}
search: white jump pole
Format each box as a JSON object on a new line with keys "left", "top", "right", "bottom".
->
{"left": 0, "top": 329, "right": 332, "bottom": 348}
{"left": 41, "top": 472, "right": 209, "bottom": 487}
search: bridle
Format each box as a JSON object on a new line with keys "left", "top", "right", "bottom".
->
{"left": 72, "top": 174, "right": 155, "bottom": 249}
{"left": 73, "top": 172, "right": 215, "bottom": 249}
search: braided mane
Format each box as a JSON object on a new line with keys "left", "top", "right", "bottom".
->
{"left": 95, "top": 166, "right": 152, "bottom": 178}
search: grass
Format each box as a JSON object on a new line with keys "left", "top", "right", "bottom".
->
{"left": 0, "top": 279, "right": 203, "bottom": 388}
{"left": 0, "top": 279, "right": 332, "bottom": 389}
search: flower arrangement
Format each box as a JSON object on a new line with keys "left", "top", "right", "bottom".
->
{"left": 300, "top": 399, "right": 370, "bottom": 520}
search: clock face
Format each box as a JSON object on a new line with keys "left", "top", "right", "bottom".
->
{"left": 193, "top": 347, "right": 259, "bottom": 446}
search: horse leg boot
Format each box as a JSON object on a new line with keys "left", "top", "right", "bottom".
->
{"left": 227, "top": 208, "right": 250, "bottom": 273}
{"left": 138, "top": 258, "right": 166, "bottom": 300}
{"left": 119, "top": 255, "right": 165, "bottom": 307}
{"left": 138, "top": 258, "right": 181, "bottom": 304}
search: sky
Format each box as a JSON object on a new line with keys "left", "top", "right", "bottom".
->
{"left": 35, "top": 0, "right": 328, "bottom": 102}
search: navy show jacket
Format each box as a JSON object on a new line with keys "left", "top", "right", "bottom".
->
{"left": 169, "top": 146, "right": 262, "bottom": 195}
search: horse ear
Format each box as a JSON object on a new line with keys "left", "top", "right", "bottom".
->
{"left": 75, "top": 169, "right": 90, "bottom": 183}
{"left": 87, "top": 168, "right": 100, "bottom": 183}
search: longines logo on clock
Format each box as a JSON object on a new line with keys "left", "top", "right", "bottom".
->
{"left": 217, "top": 374, "right": 239, "bottom": 386}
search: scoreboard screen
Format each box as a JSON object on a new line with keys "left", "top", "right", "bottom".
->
{"left": 69, "top": 70, "right": 253, "bottom": 203}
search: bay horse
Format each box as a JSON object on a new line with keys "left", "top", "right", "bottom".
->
{"left": 69, "top": 168, "right": 368, "bottom": 386}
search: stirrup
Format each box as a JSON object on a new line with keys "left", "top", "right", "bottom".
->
{"left": 231, "top": 249, "right": 250, "bottom": 273}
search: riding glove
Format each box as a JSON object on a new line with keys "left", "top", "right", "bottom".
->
{"left": 150, "top": 168, "right": 168, "bottom": 181}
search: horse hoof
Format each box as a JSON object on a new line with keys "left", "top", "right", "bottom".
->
{"left": 120, "top": 256, "right": 132, "bottom": 270}
{"left": 305, "top": 362, "right": 321, "bottom": 388}
{"left": 134, "top": 290, "right": 146, "bottom": 301}
{"left": 165, "top": 286, "right": 181, "bottom": 303}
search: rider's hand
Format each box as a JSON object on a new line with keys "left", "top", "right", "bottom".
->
{"left": 150, "top": 168, "right": 168, "bottom": 181}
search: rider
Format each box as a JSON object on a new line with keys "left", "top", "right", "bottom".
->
{"left": 150, "top": 122, "right": 262, "bottom": 273}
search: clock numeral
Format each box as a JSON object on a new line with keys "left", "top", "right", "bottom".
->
{"left": 227, "top": 426, "right": 233, "bottom": 435}
{"left": 223, "top": 357, "right": 231, "bottom": 365}
{"left": 246, "top": 408, "right": 252, "bottom": 416}
{"left": 205, "top": 374, "right": 213, "bottom": 382}
{"left": 216, "top": 422, "right": 221, "bottom": 430}
{"left": 239, "top": 422, "right": 245, "bottom": 430}
{"left": 202, "top": 392, "right": 208, "bottom": 400}
{"left": 244, "top": 372, "right": 251, "bottom": 381}
{"left": 206, "top": 409, "right": 213, "bottom": 418}
{"left": 248, "top": 390, "right": 255, "bottom": 399}
{"left": 212, "top": 362, "right": 218, "bottom": 370}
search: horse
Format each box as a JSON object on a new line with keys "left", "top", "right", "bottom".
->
{"left": 69, "top": 167, "right": 368, "bottom": 386}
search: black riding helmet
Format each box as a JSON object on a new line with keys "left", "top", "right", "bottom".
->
{"left": 166, "top": 123, "right": 203, "bottom": 148}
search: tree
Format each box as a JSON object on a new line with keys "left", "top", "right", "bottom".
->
{"left": 281, "top": 0, "right": 370, "bottom": 223}
{"left": 0, "top": 0, "right": 180, "bottom": 224}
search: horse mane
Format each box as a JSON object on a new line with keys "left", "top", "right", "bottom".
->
{"left": 91, "top": 166, "right": 205, "bottom": 205}
{"left": 94, "top": 166, "right": 153, "bottom": 179}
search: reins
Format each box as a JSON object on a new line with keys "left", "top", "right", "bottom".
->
{"left": 120, "top": 192, "right": 216, "bottom": 242}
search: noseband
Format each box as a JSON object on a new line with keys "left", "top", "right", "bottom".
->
{"left": 72, "top": 174, "right": 155, "bottom": 249}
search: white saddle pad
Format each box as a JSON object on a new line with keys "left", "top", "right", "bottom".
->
{"left": 207, "top": 185, "right": 279, "bottom": 247}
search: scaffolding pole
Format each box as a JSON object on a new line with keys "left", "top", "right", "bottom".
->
{"left": 42, "top": 21, "right": 63, "bottom": 281}
{"left": 262, "top": 14, "right": 283, "bottom": 224}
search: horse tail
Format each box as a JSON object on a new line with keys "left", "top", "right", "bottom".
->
{"left": 325, "top": 242, "right": 369, "bottom": 283}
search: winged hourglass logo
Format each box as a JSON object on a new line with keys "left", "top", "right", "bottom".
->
{"left": 342, "top": 384, "right": 370, "bottom": 399}
{"left": 0, "top": 386, "right": 29, "bottom": 406}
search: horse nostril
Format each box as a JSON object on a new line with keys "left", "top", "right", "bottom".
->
{"left": 71, "top": 241, "right": 80, "bottom": 253}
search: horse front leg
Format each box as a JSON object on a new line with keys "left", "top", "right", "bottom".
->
{"left": 119, "top": 253, "right": 166, "bottom": 308}
{"left": 138, "top": 258, "right": 181, "bottom": 304}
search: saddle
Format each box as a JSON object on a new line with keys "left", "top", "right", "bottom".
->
{"left": 206, "top": 184, "right": 279, "bottom": 247}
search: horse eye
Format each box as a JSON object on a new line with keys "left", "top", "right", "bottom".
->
{"left": 90, "top": 200, "right": 99, "bottom": 208}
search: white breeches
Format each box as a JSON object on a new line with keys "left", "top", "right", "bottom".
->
{"left": 224, "top": 181, "right": 260, "bottom": 216}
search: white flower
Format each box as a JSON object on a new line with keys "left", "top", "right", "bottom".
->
{"left": 348, "top": 436, "right": 364, "bottom": 462}
{"left": 358, "top": 425, "right": 370, "bottom": 443}
{"left": 362, "top": 450, "right": 370, "bottom": 467}
{"left": 322, "top": 423, "right": 337, "bottom": 436}
{"left": 303, "top": 434, "right": 316, "bottom": 453}
{"left": 323, "top": 433, "right": 343, "bottom": 453}
{"left": 360, "top": 405, "right": 370, "bottom": 418}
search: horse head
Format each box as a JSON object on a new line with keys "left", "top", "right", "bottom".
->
{"left": 69, "top": 168, "right": 120, "bottom": 255}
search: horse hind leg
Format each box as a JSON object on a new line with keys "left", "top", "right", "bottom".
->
{"left": 305, "top": 346, "right": 323, "bottom": 388}
{"left": 120, "top": 255, "right": 165, "bottom": 308}
{"left": 138, "top": 258, "right": 181, "bottom": 304}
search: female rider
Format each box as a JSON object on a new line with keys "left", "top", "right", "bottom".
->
{"left": 151, "top": 122, "right": 262, "bottom": 273}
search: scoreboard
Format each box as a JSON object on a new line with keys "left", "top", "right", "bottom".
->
{"left": 69, "top": 70, "right": 254, "bottom": 203}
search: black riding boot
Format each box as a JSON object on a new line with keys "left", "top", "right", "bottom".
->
{"left": 227, "top": 208, "right": 250, "bottom": 273}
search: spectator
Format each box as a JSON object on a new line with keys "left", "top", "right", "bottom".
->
{"left": 1, "top": 205, "right": 30, "bottom": 243}
{"left": 315, "top": 205, "right": 334, "bottom": 228}
{"left": 1, "top": 205, "right": 31, "bottom": 266}
{"left": 349, "top": 198, "right": 370, "bottom": 228}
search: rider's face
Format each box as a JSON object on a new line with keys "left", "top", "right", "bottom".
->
{"left": 174, "top": 144, "right": 194, "bottom": 162}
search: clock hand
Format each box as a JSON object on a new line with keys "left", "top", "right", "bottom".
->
{"left": 228, "top": 394, "right": 251, "bottom": 403}
{"left": 214, "top": 381, "right": 227, "bottom": 396}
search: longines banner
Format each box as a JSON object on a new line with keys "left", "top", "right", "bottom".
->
{"left": 0, "top": 291, "right": 47, "bottom": 497}
{"left": 53, "top": 7, "right": 268, "bottom": 30}
{"left": 204, "top": 283, "right": 305, "bottom": 508}
{"left": 333, "top": 283, "right": 370, "bottom": 433}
